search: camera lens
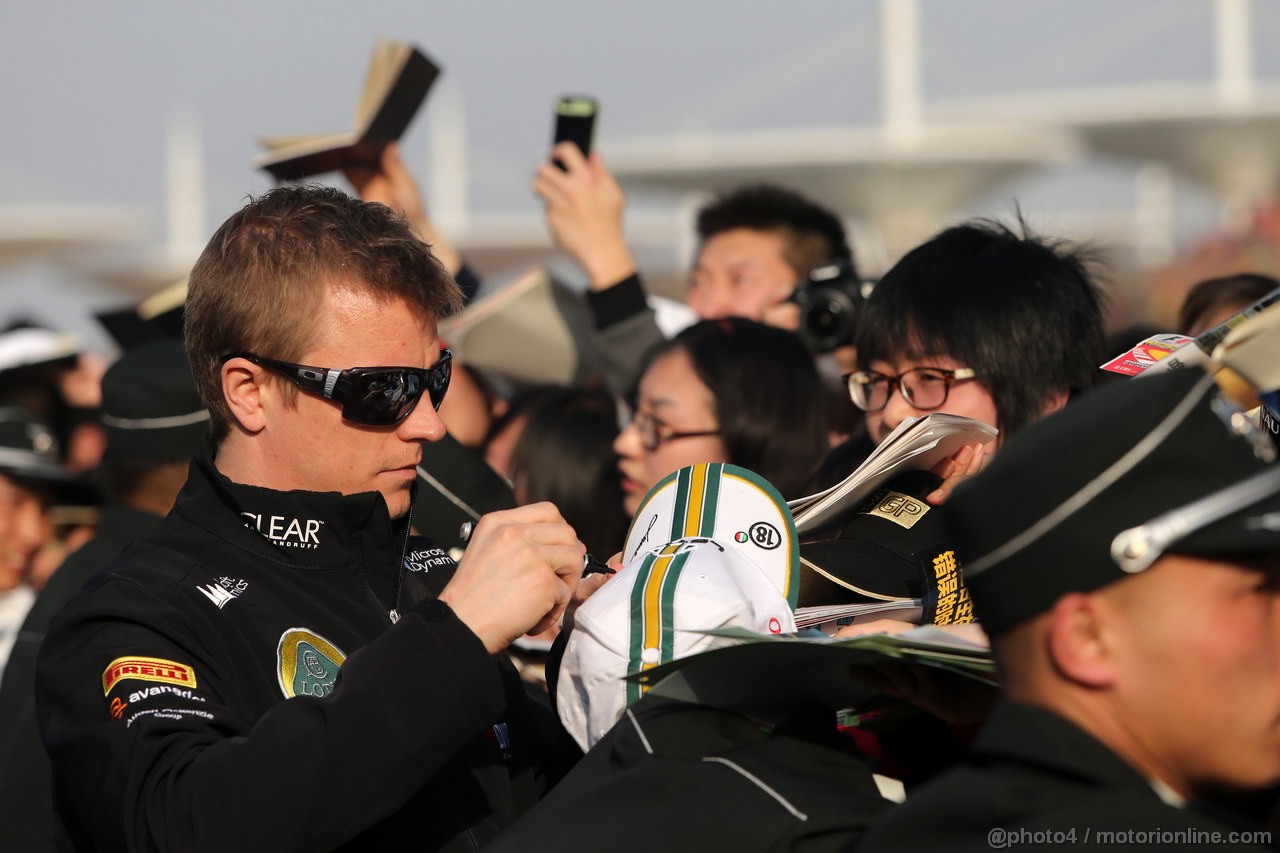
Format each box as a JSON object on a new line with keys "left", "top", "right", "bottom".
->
{"left": 799, "top": 287, "right": 858, "bottom": 353}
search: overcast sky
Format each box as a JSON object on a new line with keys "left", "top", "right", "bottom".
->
{"left": 4, "top": 0, "right": 1279, "bottom": 341}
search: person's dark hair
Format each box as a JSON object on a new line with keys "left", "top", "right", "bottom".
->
{"left": 697, "top": 185, "right": 854, "bottom": 278}
{"left": 1177, "top": 273, "right": 1279, "bottom": 335}
{"left": 185, "top": 185, "right": 462, "bottom": 442}
{"left": 853, "top": 219, "right": 1107, "bottom": 439}
{"left": 103, "top": 459, "right": 189, "bottom": 505}
{"left": 508, "top": 387, "right": 628, "bottom": 557}
{"left": 643, "top": 318, "right": 828, "bottom": 499}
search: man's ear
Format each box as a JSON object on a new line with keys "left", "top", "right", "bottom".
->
{"left": 221, "top": 358, "right": 267, "bottom": 434}
{"left": 1046, "top": 593, "right": 1119, "bottom": 689}
{"left": 1039, "top": 388, "right": 1070, "bottom": 419}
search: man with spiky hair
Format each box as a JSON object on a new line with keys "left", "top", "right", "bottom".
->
{"left": 849, "top": 219, "right": 1106, "bottom": 448}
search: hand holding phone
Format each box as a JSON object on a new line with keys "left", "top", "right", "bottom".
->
{"left": 535, "top": 96, "right": 634, "bottom": 288}
{"left": 552, "top": 96, "right": 598, "bottom": 171}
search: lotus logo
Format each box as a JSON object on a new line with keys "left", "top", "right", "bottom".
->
{"left": 276, "top": 629, "right": 346, "bottom": 699}
{"left": 303, "top": 650, "right": 326, "bottom": 679}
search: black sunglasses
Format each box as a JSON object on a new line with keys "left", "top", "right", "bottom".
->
{"left": 224, "top": 348, "right": 452, "bottom": 426}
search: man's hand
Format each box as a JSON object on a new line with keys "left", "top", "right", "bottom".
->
{"left": 533, "top": 142, "right": 635, "bottom": 290}
{"left": 760, "top": 299, "right": 800, "bottom": 332}
{"left": 563, "top": 550, "right": 622, "bottom": 633}
{"left": 345, "top": 143, "right": 462, "bottom": 274}
{"left": 438, "top": 502, "right": 585, "bottom": 654}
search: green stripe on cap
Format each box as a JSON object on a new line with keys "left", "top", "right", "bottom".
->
{"left": 671, "top": 467, "right": 692, "bottom": 541}
{"left": 657, "top": 550, "right": 692, "bottom": 667}
{"left": 625, "top": 551, "right": 659, "bottom": 706}
{"left": 626, "top": 544, "right": 683, "bottom": 705}
{"left": 699, "top": 463, "right": 723, "bottom": 538}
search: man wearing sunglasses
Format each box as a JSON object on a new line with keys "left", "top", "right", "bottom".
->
{"left": 37, "top": 186, "right": 585, "bottom": 852}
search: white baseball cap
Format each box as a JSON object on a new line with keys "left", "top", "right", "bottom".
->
{"left": 557, "top": 462, "right": 799, "bottom": 751}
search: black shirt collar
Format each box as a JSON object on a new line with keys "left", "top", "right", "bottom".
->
{"left": 974, "top": 700, "right": 1162, "bottom": 793}
{"left": 175, "top": 438, "right": 408, "bottom": 577}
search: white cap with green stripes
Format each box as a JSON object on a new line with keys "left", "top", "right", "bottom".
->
{"left": 557, "top": 463, "right": 799, "bottom": 751}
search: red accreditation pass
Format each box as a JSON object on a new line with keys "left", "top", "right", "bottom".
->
{"left": 1100, "top": 333, "right": 1194, "bottom": 377}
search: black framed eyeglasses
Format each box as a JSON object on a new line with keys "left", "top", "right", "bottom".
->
{"left": 225, "top": 348, "right": 452, "bottom": 426}
{"left": 846, "top": 366, "right": 978, "bottom": 412}
{"left": 630, "top": 410, "right": 720, "bottom": 452}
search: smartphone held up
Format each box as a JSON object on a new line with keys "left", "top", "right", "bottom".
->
{"left": 552, "top": 95, "right": 598, "bottom": 170}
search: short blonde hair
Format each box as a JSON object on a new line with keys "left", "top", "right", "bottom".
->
{"left": 185, "top": 185, "right": 462, "bottom": 442}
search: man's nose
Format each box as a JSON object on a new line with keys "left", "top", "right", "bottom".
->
{"left": 688, "top": 281, "right": 734, "bottom": 320}
{"left": 12, "top": 499, "right": 49, "bottom": 556}
{"left": 398, "top": 398, "right": 448, "bottom": 443}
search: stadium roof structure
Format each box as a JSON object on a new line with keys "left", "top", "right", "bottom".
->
{"left": 606, "top": 0, "right": 1280, "bottom": 257}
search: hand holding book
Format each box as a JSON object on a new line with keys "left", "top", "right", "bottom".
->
{"left": 925, "top": 440, "right": 989, "bottom": 506}
{"left": 345, "top": 143, "right": 461, "bottom": 275}
{"left": 256, "top": 39, "right": 440, "bottom": 182}
{"left": 344, "top": 143, "right": 426, "bottom": 230}
{"left": 789, "top": 413, "right": 998, "bottom": 536}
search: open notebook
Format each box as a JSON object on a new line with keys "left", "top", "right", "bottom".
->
{"left": 790, "top": 413, "right": 997, "bottom": 536}
{"left": 256, "top": 39, "right": 440, "bottom": 181}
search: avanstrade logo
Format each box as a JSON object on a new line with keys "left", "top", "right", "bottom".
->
{"left": 242, "top": 512, "right": 324, "bottom": 550}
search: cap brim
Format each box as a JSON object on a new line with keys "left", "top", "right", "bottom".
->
{"left": 0, "top": 464, "right": 99, "bottom": 507}
{"left": 104, "top": 418, "right": 208, "bottom": 463}
{"left": 1169, "top": 490, "right": 1280, "bottom": 560}
{"left": 1109, "top": 462, "right": 1280, "bottom": 573}
{"left": 799, "top": 539, "right": 919, "bottom": 600}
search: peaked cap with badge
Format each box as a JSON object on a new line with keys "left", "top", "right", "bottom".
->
{"left": 0, "top": 407, "right": 96, "bottom": 507}
{"left": 947, "top": 366, "right": 1280, "bottom": 636}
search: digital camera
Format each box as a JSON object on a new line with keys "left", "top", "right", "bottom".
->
{"left": 790, "top": 258, "right": 873, "bottom": 353}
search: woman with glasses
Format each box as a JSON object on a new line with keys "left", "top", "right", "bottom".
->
{"left": 847, "top": 219, "right": 1107, "bottom": 498}
{"left": 614, "top": 318, "right": 827, "bottom": 516}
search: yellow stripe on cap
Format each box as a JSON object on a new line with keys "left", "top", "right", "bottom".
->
{"left": 639, "top": 544, "right": 682, "bottom": 679}
{"left": 683, "top": 464, "right": 708, "bottom": 539}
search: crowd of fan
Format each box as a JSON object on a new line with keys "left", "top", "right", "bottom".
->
{"left": 0, "top": 134, "right": 1278, "bottom": 851}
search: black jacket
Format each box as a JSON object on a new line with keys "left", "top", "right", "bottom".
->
{"left": 36, "top": 448, "right": 568, "bottom": 852}
{"left": 857, "top": 701, "right": 1275, "bottom": 851}
{"left": 487, "top": 696, "right": 888, "bottom": 852}
{"left": 0, "top": 503, "right": 165, "bottom": 853}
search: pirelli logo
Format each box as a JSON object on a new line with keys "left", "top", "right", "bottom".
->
{"left": 102, "top": 657, "right": 197, "bottom": 696}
